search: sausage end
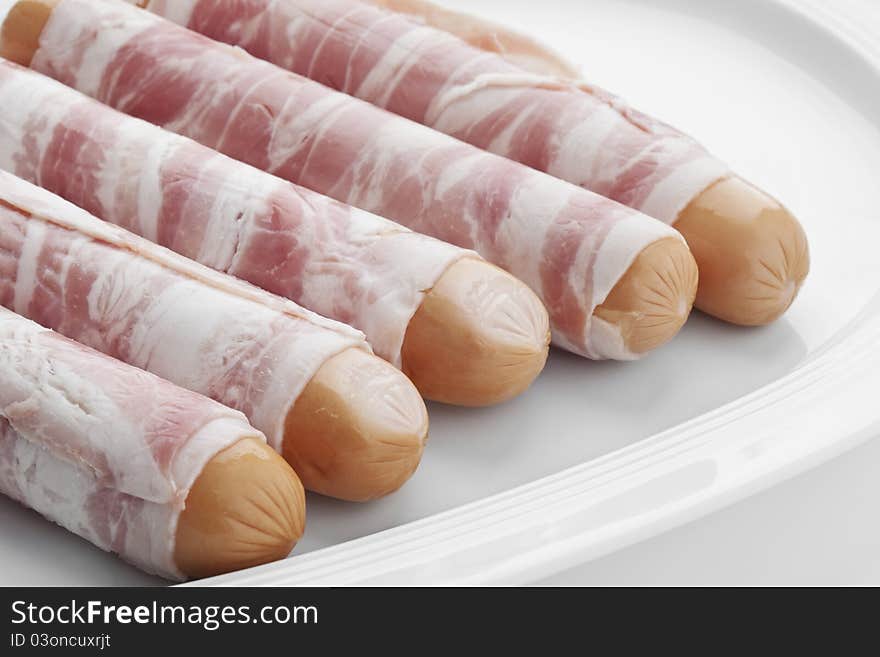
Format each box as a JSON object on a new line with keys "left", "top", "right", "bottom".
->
{"left": 283, "top": 348, "right": 428, "bottom": 502}
{"left": 401, "top": 258, "right": 550, "bottom": 406}
{"left": 676, "top": 176, "right": 810, "bottom": 326}
{"left": 0, "top": 0, "right": 59, "bottom": 66}
{"left": 175, "top": 437, "right": 305, "bottom": 579}
{"left": 594, "top": 237, "right": 698, "bottom": 355}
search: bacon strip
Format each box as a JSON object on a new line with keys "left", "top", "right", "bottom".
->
{"left": 137, "top": 0, "right": 729, "bottom": 224}
{"left": 0, "top": 60, "right": 467, "bottom": 366}
{"left": 0, "top": 169, "right": 366, "bottom": 450}
{"left": 0, "top": 305, "right": 261, "bottom": 579}
{"left": 363, "top": 0, "right": 581, "bottom": 78}
{"left": 28, "top": 0, "right": 681, "bottom": 358}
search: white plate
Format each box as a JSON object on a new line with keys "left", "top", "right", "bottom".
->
{"left": 1, "top": 0, "right": 879, "bottom": 586}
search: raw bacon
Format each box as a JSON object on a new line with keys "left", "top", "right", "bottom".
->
{"left": 0, "top": 169, "right": 366, "bottom": 450}
{"left": 0, "top": 60, "right": 468, "bottom": 366}
{"left": 0, "top": 305, "right": 260, "bottom": 579}
{"left": 137, "top": 0, "right": 729, "bottom": 224}
{"left": 363, "top": 0, "right": 581, "bottom": 78}
{"left": 27, "top": 0, "right": 682, "bottom": 358}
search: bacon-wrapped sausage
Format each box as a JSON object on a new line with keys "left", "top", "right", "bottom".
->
{"left": 0, "top": 305, "right": 305, "bottom": 579}
{"left": 0, "top": 170, "right": 429, "bottom": 501}
{"left": 135, "top": 0, "right": 808, "bottom": 326}
{"left": 1, "top": 0, "right": 698, "bottom": 362}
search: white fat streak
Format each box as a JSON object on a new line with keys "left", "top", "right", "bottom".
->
{"left": 141, "top": 0, "right": 196, "bottom": 26}
{"left": 73, "top": 239, "right": 141, "bottom": 350}
{"left": 361, "top": 0, "right": 581, "bottom": 78}
{"left": 426, "top": 71, "right": 559, "bottom": 129}
{"left": 303, "top": 4, "right": 367, "bottom": 78}
{"left": 93, "top": 119, "right": 177, "bottom": 242}
{"left": 0, "top": 309, "right": 170, "bottom": 503}
{"left": 343, "top": 202, "right": 409, "bottom": 239}
{"left": 355, "top": 24, "right": 453, "bottom": 106}
{"left": 136, "top": 138, "right": 178, "bottom": 242}
{"left": 348, "top": 115, "right": 451, "bottom": 210}
{"left": 428, "top": 63, "right": 580, "bottom": 160}
{"left": 0, "top": 171, "right": 365, "bottom": 342}
{"left": 565, "top": 214, "right": 597, "bottom": 350}
{"left": 11, "top": 221, "right": 45, "bottom": 314}
{"left": 484, "top": 97, "right": 538, "bottom": 157}
{"left": 207, "top": 62, "right": 281, "bottom": 154}
{"left": 268, "top": 90, "right": 350, "bottom": 173}
{"left": 338, "top": 5, "right": 397, "bottom": 91}
{"left": 586, "top": 316, "right": 635, "bottom": 361}
{"left": 0, "top": 71, "right": 71, "bottom": 178}
{"left": 548, "top": 103, "right": 625, "bottom": 188}
{"left": 434, "top": 151, "right": 483, "bottom": 200}
{"left": 433, "top": 49, "right": 496, "bottom": 94}
{"left": 0, "top": 63, "right": 173, "bottom": 243}
{"left": 639, "top": 154, "right": 731, "bottom": 224}
{"left": 283, "top": 11, "right": 315, "bottom": 67}
{"left": 40, "top": 0, "right": 157, "bottom": 97}
{"left": 499, "top": 175, "right": 575, "bottom": 294}
{"left": 118, "top": 275, "right": 271, "bottom": 392}
{"left": 154, "top": 53, "right": 227, "bottom": 139}
{"left": 0, "top": 423, "right": 182, "bottom": 579}
{"left": 196, "top": 157, "right": 284, "bottom": 272}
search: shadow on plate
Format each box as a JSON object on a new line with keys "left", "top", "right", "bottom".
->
{"left": 299, "top": 312, "right": 807, "bottom": 556}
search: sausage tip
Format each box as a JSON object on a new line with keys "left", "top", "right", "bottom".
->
{"left": 284, "top": 348, "right": 428, "bottom": 502}
{"left": 676, "top": 176, "right": 809, "bottom": 326}
{"left": 594, "top": 237, "right": 698, "bottom": 356}
{"left": 175, "top": 437, "right": 305, "bottom": 579}
{"left": 402, "top": 257, "right": 550, "bottom": 406}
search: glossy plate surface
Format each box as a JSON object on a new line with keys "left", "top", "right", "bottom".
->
{"left": 0, "top": 0, "right": 878, "bottom": 585}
